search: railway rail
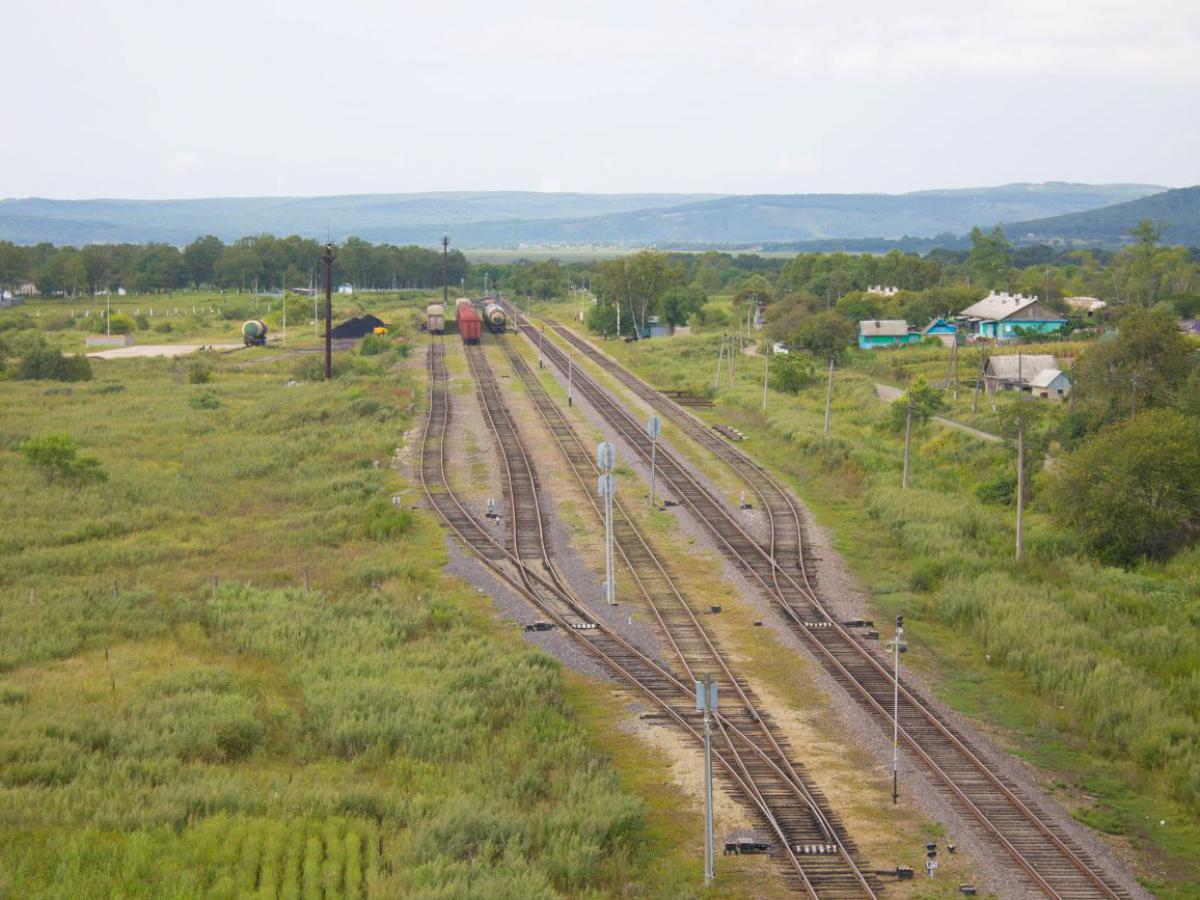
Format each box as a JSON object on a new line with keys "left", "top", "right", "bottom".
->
{"left": 491, "top": 334, "right": 881, "bottom": 896}
{"left": 419, "top": 336, "right": 880, "bottom": 897}
{"left": 512, "top": 313, "right": 1132, "bottom": 900}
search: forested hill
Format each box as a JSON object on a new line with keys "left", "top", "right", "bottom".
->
{"left": 0, "top": 183, "right": 1160, "bottom": 247}
{"left": 1003, "top": 185, "right": 1200, "bottom": 246}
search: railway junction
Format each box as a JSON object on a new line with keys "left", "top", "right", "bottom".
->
{"left": 416, "top": 296, "right": 1146, "bottom": 899}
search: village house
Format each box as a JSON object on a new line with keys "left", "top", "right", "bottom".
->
{"left": 983, "top": 353, "right": 1068, "bottom": 397}
{"left": 921, "top": 317, "right": 957, "bottom": 347}
{"left": 1029, "top": 367, "right": 1072, "bottom": 399}
{"left": 858, "top": 319, "right": 921, "bottom": 349}
{"left": 865, "top": 285, "right": 900, "bottom": 297}
{"left": 959, "top": 291, "right": 1067, "bottom": 341}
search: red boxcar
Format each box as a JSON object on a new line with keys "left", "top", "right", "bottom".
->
{"left": 458, "top": 305, "right": 482, "bottom": 345}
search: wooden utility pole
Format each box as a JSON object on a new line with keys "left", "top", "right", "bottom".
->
{"left": 714, "top": 339, "right": 725, "bottom": 391}
{"left": 321, "top": 242, "right": 335, "bottom": 381}
{"left": 901, "top": 396, "right": 913, "bottom": 489}
{"left": 972, "top": 345, "right": 986, "bottom": 413}
{"left": 823, "top": 356, "right": 835, "bottom": 434}
{"left": 442, "top": 236, "right": 449, "bottom": 308}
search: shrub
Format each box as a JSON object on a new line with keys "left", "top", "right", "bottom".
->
{"left": 363, "top": 499, "right": 414, "bottom": 540}
{"left": 19, "top": 433, "right": 107, "bottom": 488}
{"left": 153, "top": 321, "right": 173, "bottom": 334}
{"left": 135, "top": 314, "right": 150, "bottom": 331}
{"left": 976, "top": 472, "right": 1016, "bottom": 505}
{"left": 19, "top": 346, "right": 93, "bottom": 382}
{"left": 187, "top": 362, "right": 213, "bottom": 384}
{"left": 189, "top": 390, "right": 220, "bottom": 410}
{"left": 357, "top": 333, "right": 390, "bottom": 356}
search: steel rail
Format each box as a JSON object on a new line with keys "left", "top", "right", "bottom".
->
{"left": 419, "top": 338, "right": 843, "bottom": 897}
{"left": 518, "top": 317, "right": 1127, "bottom": 900}
{"left": 494, "top": 334, "right": 879, "bottom": 895}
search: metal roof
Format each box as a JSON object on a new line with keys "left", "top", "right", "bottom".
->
{"left": 859, "top": 319, "right": 909, "bottom": 337}
{"left": 960, "top": 291, "right": 1041, "bottom": 321}
{"left": 985, "top": 354, "right": 1058, "bottom": 381}
{"left": 1029, "top": 368, "right": 1068, "bottom": 388}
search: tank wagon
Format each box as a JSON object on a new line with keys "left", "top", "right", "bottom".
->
{"left": 458, "top": 304, "right": 482, "bottom": 345}
{"left": 242, "top": 319, "right": 268, "bottom": 346}
{"left": 483, "top": 302, "right": 507, "bottom": 333}
{"left": 425, "top": 303, "right": 445, "bottom": 335}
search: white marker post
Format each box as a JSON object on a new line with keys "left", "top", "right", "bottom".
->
{"left": 597, "top": 442, "right": 617, "bottom": 605}
{"left": 646, "top": 415, "right": 661, "bottom": 508}
{"left": 695, "top": 676, "right": 718, "bottom": 887}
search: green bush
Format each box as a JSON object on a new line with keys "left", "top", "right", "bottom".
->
{"left": 976, "top": 472, "right": 1016, "bottom": 505}
{"left": 19, "top": 346, "right": 93, "bottom": 382}
{"left": 135, "top": 314, "right": 150, "bottom": 331}
{"left": 357, "top": 333, "right": 390, "bottom": 356}
{"left": 363, "top": 499, "right": 414, "bottom": 540}
{"left": 189, "top": 390, "right": 220, "bottom": 410}
{"left": 187, "top": 362, "right": 213, "bottom": 384}
{"left": 19, "top": 434, "right": 107, "bottom": 488}
{"left": 153, "top": 321, "right": 173, "bottom": 334}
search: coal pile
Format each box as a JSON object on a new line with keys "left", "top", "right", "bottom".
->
{"left": 330, "top": 313, "right": 386, "bottom": 339}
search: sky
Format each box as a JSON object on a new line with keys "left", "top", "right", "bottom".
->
{"left": 6, "top": 0, "right": 1198, "bottom": 199}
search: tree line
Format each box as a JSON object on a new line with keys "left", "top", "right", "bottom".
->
{"left": 0, "top": 235, "right": 470, "bottom": 297}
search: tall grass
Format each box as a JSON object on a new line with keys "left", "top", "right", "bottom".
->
{"left": 0, "top": 307, "right": 653, "bottom": 896}
{"left": 605, "top": 333, "right": 1200, "bottom": 819}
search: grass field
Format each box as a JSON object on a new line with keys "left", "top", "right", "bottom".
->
{"left": 545, "top": 305, "right": 1200, "bottom": 897}
{"left": 0, "top": 295, "right": 734, "bottom": 898}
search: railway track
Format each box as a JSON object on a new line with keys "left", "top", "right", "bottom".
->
{"left": 512, "top": 314, "right": 1132, "bottom": 900}
{"left": 491, "top": 334, "right": 881, "bottom": 896}
{"left": 419, "top": 336, "right": 880, "bottom": 896}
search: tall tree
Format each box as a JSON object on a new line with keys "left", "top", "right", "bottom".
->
{"left": 967, "top": 226, "right": 1013, "bottom": 290}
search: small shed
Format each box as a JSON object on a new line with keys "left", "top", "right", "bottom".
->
{"left": 1029, "top": 368, "right": 1071, "bottom": 399}
{"left": 921, "top": 318, "right": 957, "bottom": 347}
{"left": 858, "top": 320, "right": 920, "bottom": 349}
{"left": 983, "top": 354, "right": 1058, "bottom": 393}
{"left": 337, "top": 283, "right": 354, "bottom": 295}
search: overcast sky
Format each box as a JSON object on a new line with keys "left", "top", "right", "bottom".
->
{"left": 6, "top": 0, "right": 1198, "bottom": 199}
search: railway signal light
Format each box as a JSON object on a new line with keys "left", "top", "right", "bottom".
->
{"left": 646, "top": 416, "right": 661, "bottom": 508}
{"left": 695, "top": 676, "right": 718, "bottom": 887}
{"left": 926, "top": 843, "right": 938, "bottom": 879}
{"left": 597, "top": 443, "right": 616, "bottom": 606}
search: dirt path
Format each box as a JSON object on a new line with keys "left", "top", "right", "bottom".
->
{"left": 874, "top": 383, "right": 1002, "bottom": 443}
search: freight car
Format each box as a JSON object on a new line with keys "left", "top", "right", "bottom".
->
{"left": 425, "top": 303, "right": 445, "bottom": 335}
{"left": 242, "top": 319, "right": 268, "bottom": 346}
{"left": 458, "top": 304, "right": 482, "bottom": 345}
{"left": 483, "top": 302, "right": 507, "bottom": 333}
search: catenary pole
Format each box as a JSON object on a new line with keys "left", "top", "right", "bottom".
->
{"left": 823, "top": 356, "right": 835, "bottom": 434}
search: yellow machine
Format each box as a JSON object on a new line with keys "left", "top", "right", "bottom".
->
{"left": 372, "top": 326, "right": 388, "bottom": 336}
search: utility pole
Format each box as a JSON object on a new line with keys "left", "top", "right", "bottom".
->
{"left": 106, "top": 290, "right": 111, "bottom": 336}
{"left": 901, "top": 395, "right": 914, "bottom": 489}
{"left": 539, "top": 326, "right": 544, "bottom": 369}
{"left": 887, "top": 617, "right": 907, "bottom": 804}
{"left": 567, "top": 348, "right": 574, "bottom": 407}
{"left": 647, "top": 416, "right": 661, "bottom": 508}
{"left": 321, "top": 241, "right": 335, "bottom": 381}
{"left": 442, "top": 236, "right": 449, "bottom": 308}
{"left": 1015, "top": 415, "right": 1025, "bottom": 561}
{"left": 598, "top": 443, "right": 616, "bottom": 605}
{"left": 823, "top": 356, "right": 835, "bottom": 434}
{"left": 972, "top": 345, "right": 986, "bottom": 414}
{"left": 714, "top": 340, "right": 725, "bottom": 391}
{"left": 762, "top": 351, "right": 769, "bottom": 412}
{"left": 695, "top": 676, "right": 718, "bottom": 888}
{"left": 282, "top": 285, "right": 286, "bottom": 345}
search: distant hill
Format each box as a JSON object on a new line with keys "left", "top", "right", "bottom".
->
{"left": 1003, "top": 186, "right": 1200, "bottom": 246}
{"left": 0, "top": 183, "right": 1163, "bottom": 247}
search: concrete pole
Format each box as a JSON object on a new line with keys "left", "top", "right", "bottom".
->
{"left": 322, "top": 242, "right": 335, "bottom": 381}
{"left": 704, "top": 699, "right": 714, "bottom": 887}
{"left": 762, "top": 352, "right": 769, "bottom": 412}
{"left": 902, "top": 397, "right": 913, "bottom": 489}
{"left": 893, "top": 617, "right": 902, "bottom": 804}
{"left": 823, "top": 356, "right": 835, "bottom": 434}
{"left": 605, "top": 483, "right": 615, "bottom": 605}
{"left": 713, "top": 341, "right": 724, "bottom": 391}
{"left": 1016, "top": 418, "right": 1025, "bottom": 561}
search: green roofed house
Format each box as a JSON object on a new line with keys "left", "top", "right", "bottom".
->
{"left": 858, "top": 319, "right": 921, "bottom": 349}
{"left": 959, "top": 291, "right": 1067, "bottom": 341}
